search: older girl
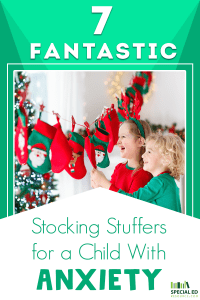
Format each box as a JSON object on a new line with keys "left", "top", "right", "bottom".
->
{"left": 91, "top": 119, "right": 152, "bottom": 193}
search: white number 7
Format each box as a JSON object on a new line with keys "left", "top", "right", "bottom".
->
{"left": 92, "top": 6, "right": 112, "bottom": 35}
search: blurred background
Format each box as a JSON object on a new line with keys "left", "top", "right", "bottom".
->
{"left": 27, "top": 71, "right": 185, "bottom": 128}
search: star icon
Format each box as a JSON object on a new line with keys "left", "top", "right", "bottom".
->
{"left": 39, "top": 103, "right": 45, "bottom": 111}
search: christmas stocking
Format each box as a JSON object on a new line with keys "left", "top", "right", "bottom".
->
{"left": 130, "top": 76, "right": 145, "bottom": 109}
{"left": 131, "top": 76, "right": 146, "bottom": 95}
{"left": 27, "top": 118, "right": 57, "bottom": 174}
{"left": 50, "top": 118, "right": 72, "bottom": 173}
{"left": 135, "top": 71, "right": 152, "bottom": 94}
{"left": 132, "top": 92, "right": 142, "bottom": 119}
{"left": 117, "top": 92, "right": 131, "bottom": 122}
{"left": 15, "top": 100, "right": 28, "bottom": 164}
{"left": 103, "top": 104, "right": 120, "bottom": 153}
{"left": 91, "top": 127, "right": 110, "bottom": 168}
{"left": 84, "top": 122, "right": 97, "bottom": 169}
{"left": 65, "top": 131, "right": 87, "bottom": 179}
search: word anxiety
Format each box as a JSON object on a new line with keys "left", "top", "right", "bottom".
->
{"left": 37, "top": 268, "right": 162, "bottom": 291}
{"left": 31, "top": 42, "right": 177, "bottom": 60}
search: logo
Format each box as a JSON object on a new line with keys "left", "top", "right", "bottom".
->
{"left": 171, "top": 281, "right": 198, "bottom": 298}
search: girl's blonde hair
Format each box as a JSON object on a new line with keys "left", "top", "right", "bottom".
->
{"left": 146, "top": 133, "right": 185, "bottom": 180}
{"left": 122, "top": 119, "right": 152, "bottom": 172}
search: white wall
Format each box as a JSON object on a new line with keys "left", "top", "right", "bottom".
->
{"left": 84, "top": 71, "right": 185, "bottom": 130}
{"left": 140, "top": 71, "right": 185, "bottom": 129}
{"left": 84, "top": 71, "right": 133, "bottom": 125}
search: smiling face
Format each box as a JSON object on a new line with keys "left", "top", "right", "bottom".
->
{"left": 117, "top": 123, "right": 140, "bottom": 159}
{"left": 142, "top": 140, "right": 168, "bottom": 176}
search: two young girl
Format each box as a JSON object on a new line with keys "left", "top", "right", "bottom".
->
{"left": 91, "top": 119, "right": 185, "bottom": 212}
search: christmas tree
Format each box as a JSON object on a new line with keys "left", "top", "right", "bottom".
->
{"left": 15, "top": 72, "right": 59, "bottom": 213}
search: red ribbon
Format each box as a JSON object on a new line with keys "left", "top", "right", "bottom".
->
{"left": 71, "top": 116, "right": 76, "bottom": 132}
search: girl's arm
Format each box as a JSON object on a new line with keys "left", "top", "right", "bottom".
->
{"left": 108, "top": 163, "right": 123, "bottom": 192}
{"left": 128, "top": 170, "right": 152, "bottom": 194}
{"left": 118, "top": 176, "right": 163, "bottom": 203}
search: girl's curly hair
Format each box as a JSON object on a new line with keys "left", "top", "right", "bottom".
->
{"left": 146, "top": 133, "right": 185, "bottom": 180}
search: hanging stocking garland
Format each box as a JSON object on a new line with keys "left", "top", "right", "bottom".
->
{"left": 117, "top": 72, "right": 153, "bottom": 123}
{"left": 16, "top": 71, "right": 154, "bottom": 181}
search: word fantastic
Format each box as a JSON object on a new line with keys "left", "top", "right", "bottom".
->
{"left": 31, "top": 43, "right": 177, "bottom": 60}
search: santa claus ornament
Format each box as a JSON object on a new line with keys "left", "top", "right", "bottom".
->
{"left": 65, "top": 117, "right": 87, "bottom": 179}
{"left": 27, "top": 115, "right": 57, "bottom": 174}
{"left": 91, "top": 126, "right": 110, "bottom": 168}
{"left": 94, "top": 145, "right": 106, "bottom": 164}
{"left": 15, "top": 100, "right": 28, "bottom": 164}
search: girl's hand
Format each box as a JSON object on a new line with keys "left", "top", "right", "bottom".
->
{"left": 91, "top": 179, "right": 99, "bottom": 189}
{"left": 91, "top": 168, "right": 111, "bottom": 189}
{"left": 91, "top": 169, "right": 101, "bottom": 188}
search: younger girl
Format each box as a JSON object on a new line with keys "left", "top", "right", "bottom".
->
{"left": 91, "top": 119, "right": 152, "bottom": 193}
{"left": 92, "top": 132, "right": 185, "bottom": 212}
